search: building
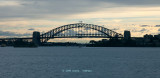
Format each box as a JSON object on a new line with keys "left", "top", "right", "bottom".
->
{"left": 154, "top": 34, "right": 160, "bottom": 40}
{"left": 144, "top": 34, "right": 153, "bottom": 39}
{"left": 144, "top": 34, "right": 153, "bottom": 42}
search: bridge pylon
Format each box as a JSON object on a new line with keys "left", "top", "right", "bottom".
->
{"left": 33, "top": 31, "right": 41, "bottom": 46}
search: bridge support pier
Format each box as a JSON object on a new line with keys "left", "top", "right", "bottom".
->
{"left": 33, "top": 31, "right": 41, "bottom": 46}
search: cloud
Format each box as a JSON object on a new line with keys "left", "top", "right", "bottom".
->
{"left": 140, "top": 25, "right": 150, "bottom": 27}
{"left": 0, "top": 0, "right": 160, "bottom": 39}
{"left": 0, "top": 0, "right": 105, "bottom": 20}
{"left": 112, "top": 28, "right": 119, "bottom": 30}
{"left": 96, "top": 0, "right": 160, "bottom": 6}
{"left": 28, "top": 28, "right": 35, "bottom": 31}
{"left": 0, "top": 1, "right": 21, "bottom": 6}
{"left": 0, "top": 30, "right": 31, "bottom": 37}
{"left": 0, "top": 0, "right": 160, "bottom": 20}
{"left": 140, "top": 28, "right": 147, "bottom": 32}
{"left": 155, "top": 25, "right": 160, "bottom": 27}
{"left": 131, "top": 28, "right": 148, "bottom": 32}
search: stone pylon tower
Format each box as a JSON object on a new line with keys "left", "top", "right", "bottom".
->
{"left": 124, "top": 30, "right": 131, "bottom": 40}
{"left": 33, "top": 31, "right": 41, "bottom": 46}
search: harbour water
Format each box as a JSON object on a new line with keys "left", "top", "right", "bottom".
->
{"left": 0, "top": 47, "right": 160, "bottom": 78}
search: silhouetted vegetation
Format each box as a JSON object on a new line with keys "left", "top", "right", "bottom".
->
{"left": 13, "top": 39, "right": 37, "bottom": 48}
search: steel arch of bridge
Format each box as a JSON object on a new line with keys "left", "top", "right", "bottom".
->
{"left": 40, "top": 23, "right": 123, "bottom": 42}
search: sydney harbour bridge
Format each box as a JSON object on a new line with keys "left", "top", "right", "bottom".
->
{"left": 0, "top": 23, "right": 124, "bottom": 45}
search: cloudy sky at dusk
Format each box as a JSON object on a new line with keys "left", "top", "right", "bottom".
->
{"left": 0, "top": 0, "right": 160, "bottom": 42}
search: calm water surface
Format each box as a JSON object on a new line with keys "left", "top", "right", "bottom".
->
{"left": 0, "top": 47, "right": 160, "bottom": 78}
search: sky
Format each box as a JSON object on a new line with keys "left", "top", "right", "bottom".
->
{"left": 0, "top": 0, "right": 160, "bottom": 42}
